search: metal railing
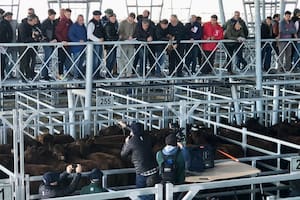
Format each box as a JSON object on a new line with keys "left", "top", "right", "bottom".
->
{"left": 1, "top": 38, "right": 300, "bottom": 87}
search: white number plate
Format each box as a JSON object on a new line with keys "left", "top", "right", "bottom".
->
{"left": 97, "top": 96, "right": 114, "bottom": 106}
{"left": 291, "top": 156, "right": 300, "bottom": 172}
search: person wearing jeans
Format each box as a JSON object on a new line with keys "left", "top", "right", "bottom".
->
{"left": 41, "top": 9, "right": 57, "bottom": 80}
{"left": 261, "top": 16, "right": 273, "bottom": 71}
{"left": 104, "top": 13, "right": 119, "bottom": 76}
{"left": 278, "top": 11, "right": 296, "bottom": 72}
{"left": 68, "top": 14, "right": 87, "bottom": 79}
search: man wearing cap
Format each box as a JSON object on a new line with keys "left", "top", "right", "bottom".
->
{"left": 156, "top": 134, "right": 186, "bottom": 185}
{"left": 120, "top": 122, "right": 158, "bottom": 200}
{"left": 39, "top": 164, "right": 82, "bottom": 198}
{"left": 80, "top": 168, "right": 107, "bottom": 194}
{"left": 0, "top": 12, "right": 13, "bottom": 79}
{"left": 87, "top": 10, "right": 105, "bottom": 79}
{"left": 118, "top": 12, "right": 136, "bottom": 77}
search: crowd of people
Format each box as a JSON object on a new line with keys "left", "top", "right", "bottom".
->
{"left": 1, "top": 7, "right": 300, "bottom": 81}
{"left": 38, "top": 122, "right": 186, "bottom": 199}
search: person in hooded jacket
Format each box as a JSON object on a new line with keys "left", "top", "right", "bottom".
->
{"left": 120, "top": 121, "right": 158, "bottom": 200}
{"left": 39, "top": 164, "right": 82, "bottom": 199}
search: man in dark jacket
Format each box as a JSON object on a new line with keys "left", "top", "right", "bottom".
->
{"left": 135, "top": 19, "right": 155, "bottom": 76}
{"left": 0, "top": 12, "right": 13, "bottom": 79}
{"left": 55, "top": 8, "right": 73, "bottom": 79}
{"left": 185, "top": 15, "right": 202, "bottom": 74}
{"left": 87, "top": 10, "right": 105, "bottom": 79}
{"left": 167, "top": 14, "right": 186, "bottom": 77}
{"left": 155, "top": 19, "right": 169, "bottom": 77}
{"left": 261, "top": 16, "right": 273, "bottom": 71}
{"left": 41, "top": 9, "right": 57, "bottom": 80}
{"left": 39, "top": 164, "right": 82, "bottom": 199}
{"left": 120, "top": 122, "right": 158, "bottom": 200}
{"left": 104, "top": 13, "right": 119, "bottom": 76}
{"left": 18, "top": 14, "right": 39, "bottom": 81}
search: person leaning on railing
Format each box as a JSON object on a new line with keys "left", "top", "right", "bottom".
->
{"left": 17, "top": 14, "right": 40, "bottom": 81}
{"left": 202, "top": 14, "right": 224, "bottom": 75}
{"left": 224, "top": 21, "right": 247, "bottom": 74}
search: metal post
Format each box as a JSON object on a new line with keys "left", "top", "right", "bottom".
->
{"left": 255, "top": 0, "right": 263, "bottom": 123}
{"left": 280, "top": 0, "right": 285, "bottom": 20}
{"left": 230, "top": 82, "right": 242, "bottom": 125}
{"left": 179, "top": 100, "right": 187, "bottom": 135}
{"left": 272, "top": 85, "right": 280, "bottom": 125}
{"left": 67, "top": 89, "right": 76, "bottom": 138}
{"left": 18, "top": 110, "right": 25, "bottom": 200}
{"left": 12, "top": 109, "right": 19, "bottom": 200}
{"left": 84, "top": 43, "right": 94, "bottom": 136}
{"left": 218, "top": 0, "right": 226, "bottom": 25}
{"left": 262, "top": 0, "right": 266, "bottom": 20}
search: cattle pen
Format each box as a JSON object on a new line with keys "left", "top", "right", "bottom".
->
{"left": 2, "top": 0, "right": 300, "bottom": 199}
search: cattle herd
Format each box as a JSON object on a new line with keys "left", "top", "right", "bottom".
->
{"left": 0, "top": 119, "right": 300, "bottom": 195}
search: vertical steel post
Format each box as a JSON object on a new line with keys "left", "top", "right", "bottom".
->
{"left": 67, "top": 89, "right": 76, "bottom": 138}
{"left": 280, "top": 0, "right": 285, "bottom": 19}
{"left": 262, "top": 0, "right": 266, "bottom": 20}
{"left": 255, "top": 0, "right": 263, "bottom": 122}
{"left": 12, "top": 109, "right": 19, "bottom": 200}
{"left": 230, "top": 82, "right": 242, "bottom": 125}
{"left": 84, "top": 43, "right": 94, "bottom": 136}
{"left": 218, "top": 0, "right": 226, "bottom": 25}
{"left": 272, "top": 85, "right": 280, "bottom": 125}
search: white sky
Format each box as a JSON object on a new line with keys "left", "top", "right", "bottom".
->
{"left": 2, "top": 0, "right": 297, "bottom": 23}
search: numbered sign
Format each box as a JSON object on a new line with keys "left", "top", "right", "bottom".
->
{"left": 97, "top": 96, "right": 114, "bottom": 106}
{"left": 290, "top": 156, "right": 300, "bottom": 172}
{"left": 0, "top": 184, "right": 12, "bottom": 200}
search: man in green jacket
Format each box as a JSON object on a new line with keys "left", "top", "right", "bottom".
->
{"left": 80, "top": 168, "right": 107, "bottom": 194}
{"left": 156, "top": 134, "right": 186, "bottom": 184}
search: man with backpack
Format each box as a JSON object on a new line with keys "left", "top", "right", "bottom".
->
{"left": 156, "top": 133, "right": 185, "bottom": 184}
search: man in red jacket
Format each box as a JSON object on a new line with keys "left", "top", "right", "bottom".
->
{"left": 55, "top": 8, "right": 73, "bottom": 80}
{"left": 202, "top": 15, "right": 223, "bottom": 74}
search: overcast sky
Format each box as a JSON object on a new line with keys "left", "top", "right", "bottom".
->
{"left": 4, "top": 0, "right": 297, "bottom": 23}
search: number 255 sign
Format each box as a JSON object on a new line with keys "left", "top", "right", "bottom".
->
{"left": 291, "top": 157, "right": 300, "bottom": 172}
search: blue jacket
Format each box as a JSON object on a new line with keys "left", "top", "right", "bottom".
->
{"left": 68, "top": 22, "right": 87, "bottom": 53}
